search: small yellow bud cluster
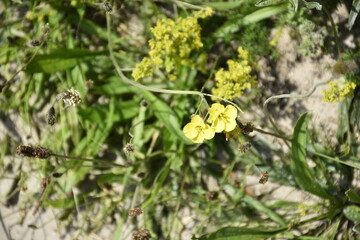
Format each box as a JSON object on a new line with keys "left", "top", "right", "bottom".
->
{"left": 25, "top": 3, "right": 56, "bottom": 22}
{"left": 322, "top": 77, "right": 357, "bottom": 103}
{"left": 183, "top": 103, "right": 238, "bottom": 143}
{"left": 212, "top": 47, "right": 256, "bottom": 101}
{"left": 132, "top": 8, "right": 213, "bottom": 81}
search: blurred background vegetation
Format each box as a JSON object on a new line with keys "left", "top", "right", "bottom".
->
{"left": 1, "top": 0, "right": 360, "bottom": 239}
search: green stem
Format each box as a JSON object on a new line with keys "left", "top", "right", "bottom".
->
{"left": 322, "top": 6, "right": 341, "bottom": 57}
{"left": 263, "top": 81, "right": 328, "bottom": 148}
{"left": 309, "top": 151, "right": 360, "bottom": 169}
{"left": 51, "top": 153, "right": 128, "bottom": 168}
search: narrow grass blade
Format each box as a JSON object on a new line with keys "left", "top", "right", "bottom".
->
{"left": 197, "top": 226, "right": 287, "bottom": 240}
{"left": 139, "top": 89, "right": 193, "bottom": 144}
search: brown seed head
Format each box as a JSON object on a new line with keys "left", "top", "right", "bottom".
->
{"left": 129, "top": 207, "right": 143, "bottom": 217}
{"left": 16, "top": 145, "right": 52, "bottom": 159}
{"left": 237, "top": 121, "right": 254, "bottom": 134}
{"left": 47, "top": 107, "right": 56, "bottom": 125}
{"left": 259, "top": 171, "right": 269, "bottom": 184}
{"left": 132, "top": 229, "right": 151, "bottom": 240}
{"left": 40, "top": 177, "right": 51, "bottom": 193}
{"left": 206, "top": 191, "right": 219, "bottom": 201}
{"left": 123, "top": 143, "right": 135, "bottom": 155}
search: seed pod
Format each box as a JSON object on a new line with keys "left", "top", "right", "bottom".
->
{"left": 47, "top": 107, "right": 56, "bottom": 125}
{"left": 238, "top": 143, "right": 251, "bottom": 153}
{"left": 16, "top": 145, "right": 52, "bottom": 159}
{"left": 31, "top": 40, "right": 40, "bottom": 46}
{"left": 123, "top": 143, "right": 134, "bottom": 155}
{"left": 259, "top": 171, "right": 269, "bottom": 184}
{"left": 40, "top": 177, "right": 51, "bottom": 194}
{"left": 206, "top": 191, "right": 219, "bottom": 201}
{"left": 129, "top": 207, "right": 143, "bottom": 217}
{"left": 132, "top": 229, "right": 151, "bottom": 240}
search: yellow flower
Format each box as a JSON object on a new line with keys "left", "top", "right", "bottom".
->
{"left": 208, "top": 103, "right": 238, "bottom": 133}
{"left": 132, "top": 57, "right": 153, "bottom": 81}
{"left": 212, "top": 47, "right": 256, "bottom": 101}
{"left": 322, "top": 77, "right": 357, "bottom": 103}
{"left": 132, "top": 8, "right": 212, "bottom": 81}
{"left": 183, "top": 115, "right": 215, "bottom": 143}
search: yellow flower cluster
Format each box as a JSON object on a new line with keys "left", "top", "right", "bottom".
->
{"left": 25, "top": 4, "right": 56, "bottom": 22}
{"left": 212, "top": 47, "right": 256, "bottom": 101}
{"left": 132, "top": 7, "right": 213, "bottom": 81}
{"left": 183, "top": 103, "right": 238, "bottom": 143}
{"left": 322, "top": 77, "right": 357, "bottom": 103}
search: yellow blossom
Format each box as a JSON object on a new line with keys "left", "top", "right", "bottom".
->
{"left": 322, "top": 77, "right": 357, "bottom": 103}
{"left": 208, "top": 103, "right": 238, "bottom": 133}
{"left": 132, "top": 57, "right": 153, "bottom": 81}
{"left": 212, "top": 47, "right": 256, "bottom": 101}
{"left": 183, "top": 115, "right": 215, "bottom": 143}
{"left": 132, "top": 8, "right": 213, "bottom": 81}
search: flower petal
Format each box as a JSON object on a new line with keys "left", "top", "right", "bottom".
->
{"left": 208, "top": 103, "right": 224, "bottom": 123}
{"left": 224, "top": 105, "right": 238, "bottom": 119}
{"left": 224, "top": 120, "right": 237, "bottom": 132}
{"left": 192, "top": 134, "right": 205, "bottom": 143}
{"left": 191, "top": 115, "right": 205, "bottom": 127}
{"left": 183, "top": 122, "right": 198, "bottom": 139}
{"left": 203, "top": 124, "right": 215, "bottom": 139}
{"left": 212, "top": 118, "right": 225, "bottom": 133}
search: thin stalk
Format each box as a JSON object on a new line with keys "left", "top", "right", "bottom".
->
{"left": 263, "top": 81, "right": 328, "bottom": 148}
{"left": 322, "top": 6, "right": 341, "bottom": 57}
{"left": 2, "top": 40, "right": 46, "bottom": 93}
{"left": 51, "top": 153, "right": 128, "bottom": 168}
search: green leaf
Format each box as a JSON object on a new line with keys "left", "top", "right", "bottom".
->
{"left": 291, "top": 113, "right": 332, "bottom": 199}
{"left": 302, "top": 0, "right": 322, "bottom": 11}
{"left": 255, "top": 0, "right": 285, "bottom": 7}
{"left": 348, "top": 0, "right": 360, "bottom": 30}
{"left": 139, "top": 89, "right": 193, "bottom": 144}
{"left": 78, "top": 100, "right": 139, "bottom": 125}
{"left": 197, "top": 226, "right": 287, "bottom": 240}
{"left": 243, "top": 4, "right": 288, "bottom": 25}
{"left": 289, "top": 0, "right": 298, "bottom": 11}
{"left": 346, "top": 189, "right": 360, "bottom": 204}
{"left": 26, "top": 49, "right": 105, "bottom": 73}
{"left": 97, "top": 173, "right": 125, "bottom": 186}
{"left": 201, "top": 1, "right": 244, "bottom": 10}
{"left": 243, "top": 195, "right": 287, "bottom": 226}
{"left": 45, "top": 197, "right": 75, "bottom": 208}
{"left": 343, "top": 205, "right": 360, "bottom": 224}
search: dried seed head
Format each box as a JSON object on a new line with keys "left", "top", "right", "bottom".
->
{"left": 40, "top": 177, "right": 51, "bottom": 194}
{"left": 16, "top": 145, "right": 52, "bottom": 159}
{"left": 52, "top": 172, "right": 63, "bottom": 178}
{"left": 31, "top": 40, "right": 40, "bottom": 46}
{"left": 206, "top": 191, "right": 219, "bottom": 201}
{"left": 123, "top": 143, "right": 134, "bottom": 155}
{"left": 42, "top": 23, "right": 50, "bottom": 36}
{"left": 47, "top": 107, "right": 56, "bottom": 125}
{"left": 238, "top": 143, "right": 251, "bottom": 153}
{"left": 103, "top": 2, "right": 112, "bottom": 14}
{"left": 132, "top": 229, "right": 151, "bottom": 240}
{"left": 237, "top": 121, "right": 254, "bottom": 134}
{"left": 56, "top": 89, "right": 81, "bottom": 108}
{"left": 129, "top": 207, "right": 143, "bottom": 217}
{"left": 259, "top": 171, "right": 269, "bottom": 184}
